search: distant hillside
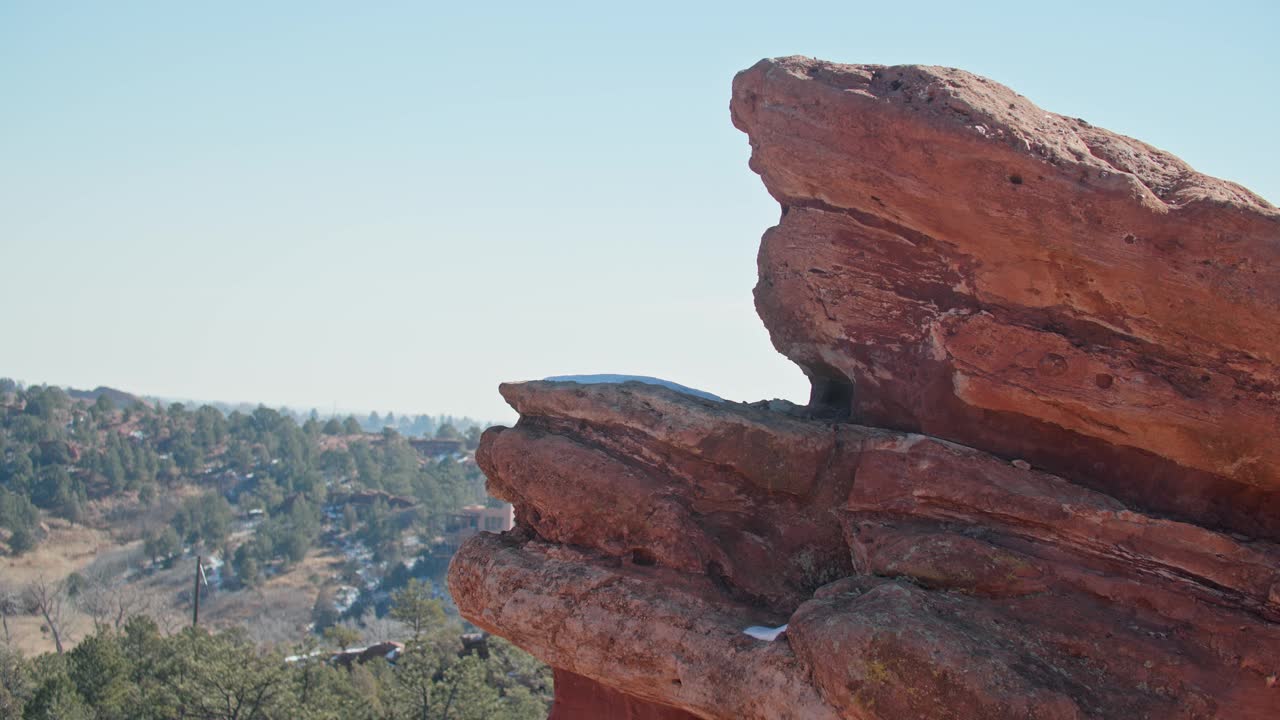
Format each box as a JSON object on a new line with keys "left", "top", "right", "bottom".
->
{"left": 64, "top": 385, "right": 145, "bottom": 409}
{"left": 2, "top": 376, "right": 493, "bottom": 438}
{"left": 0, "top": 379, "right": 486, "bottom": 558}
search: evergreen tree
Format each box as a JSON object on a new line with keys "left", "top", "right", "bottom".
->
{"left": 465, "top": 425, "right": 483, "bottom": 450}
{"left": 66, "top": 631, "right": 132, "bottom": 720}
{"left": 93, "top": 394, "right": 114, "bottom": 415}
{"left": 144, "top": 526, "right": 182, "bottom": 566}
{"left": 389, "top": 580, "right": 444, "bottom": 640}
{"left": 22, "top": 654, "right": 91, "bottom": 720}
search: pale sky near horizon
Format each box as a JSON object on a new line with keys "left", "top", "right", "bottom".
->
{"left": 2, "top": 1, "right": 1276, "bottom": 422}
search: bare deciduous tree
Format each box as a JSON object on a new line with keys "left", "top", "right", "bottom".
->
{"left": 152, "top": 605, "right": 186, "bottom": 637}
{"left": 0, "top": 581, "right": 18, "bottom": 645}
{"left": 76, "top": 567, "right": 154, "bottom": 632}
{"left": 24, "top": 575, "right": 69, "bottom": 653}
{"left": 355, "top": 608, "right": 408, "bottom": 645}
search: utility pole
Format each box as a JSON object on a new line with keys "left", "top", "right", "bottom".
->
{"left": 192, "top": 555, "right": 203, "bottom": 627}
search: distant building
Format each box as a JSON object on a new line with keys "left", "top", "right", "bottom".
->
{"left": 329, "top": 489, "right": 417, "bottom": 510}
{"left": 439, "top": 504, "right": 514, "bottom": 552}
{"left": 408, "top": 437, "right": 466, "bottom": 457}
{"left": 332, "top": 641, "right": 404, "bottom": 667}
{"left": 287, "top": 641, "right": 404, "bottom": 667}
{"left": 461, "top": 503, "right": 514, "bottom": 533}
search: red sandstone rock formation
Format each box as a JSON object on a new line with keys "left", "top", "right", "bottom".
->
{"left": 449, "top": 57, "right": 1280, "bottom": 719}
{"left": 734, "top": 57, "right": 1280, "bottom": 540}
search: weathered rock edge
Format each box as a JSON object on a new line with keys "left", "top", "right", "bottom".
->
{"left": 449, "top": 381, "right": 1280, "bottom": 719}
{"left": 734, "top": 56, "right": 1280, "bottom": 539}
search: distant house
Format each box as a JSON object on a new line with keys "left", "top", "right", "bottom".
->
{"left": 287, "top": 641, "right": 404, "bottom": 667}
{"left": 408, "top": 438, "right": 466, "bottom": 457}
{"left": 440, "top": 504, "right": 514, "bottom": 552}
{"left": 461, "top": 503, "right": 514, "bottom": 532}
{"left": 329, "top": 489, "right": 417, "bottom": 510}
{"left": 331, "top": 641, "right": 404, "bottom": 667}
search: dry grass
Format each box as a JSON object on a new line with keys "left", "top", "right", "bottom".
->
{"left": 0, "top": 522, "right": 107, "bottom": 653}
{"left": 197, "top": 546, "right": 349, "bottom": 648}
{"left": 1, "top": 511, "right": 350, "bottom": 656}
{"left": 3, "top": 606, "right": 98, "bottom": 655}
{"left": 0, "top": 519, "right": 117, "bottom": 586}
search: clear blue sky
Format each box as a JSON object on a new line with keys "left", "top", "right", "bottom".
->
{"left": 2, "top": 1, "right": 1276, "bottom": 422}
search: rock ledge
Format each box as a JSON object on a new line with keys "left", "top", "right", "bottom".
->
{"left": 449, "top": 58, "right": 1280, "bottom": 719}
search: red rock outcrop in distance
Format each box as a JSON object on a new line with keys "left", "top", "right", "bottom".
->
{"left": 448, "top": 57, "right": 1280, "bottom": 719}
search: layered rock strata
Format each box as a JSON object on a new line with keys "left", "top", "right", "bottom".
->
{"left": 733, "top": 57, "right": 1280, "bottom": 539}
{"left": 449, "top": 57, "right": 1280, "bottom": 719}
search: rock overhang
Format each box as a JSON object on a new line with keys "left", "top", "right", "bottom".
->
{"left": 448, "top": 56, "right": 1280, "bottom": 719}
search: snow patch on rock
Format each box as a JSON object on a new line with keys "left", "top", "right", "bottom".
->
{"left": 543, "top": 374, "right": 723, "bottom": 402}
